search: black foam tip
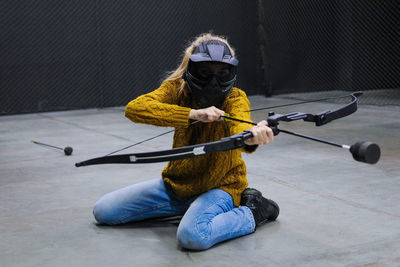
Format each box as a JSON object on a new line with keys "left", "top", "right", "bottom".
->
{"left": 349, "top": 141, "right": 380, "bottom": 164}
{"left": 64, "top": 146, "right": 73, "bottom": 156}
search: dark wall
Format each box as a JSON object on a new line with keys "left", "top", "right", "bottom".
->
{"left": 0, "top": 1, "right": 259, "bottom": 115}
{"left": 3, "top": 1, "right": 398, "bottom": 115}
{"left": 261, "top": 0, "right": 400, "bottom": 95}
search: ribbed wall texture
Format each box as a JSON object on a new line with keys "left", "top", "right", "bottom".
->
{"left": 1, "top": 1, "right": 399, "bottom": 115}
{"left": 0, "top": 1, "right": 258, "bottom": 114}
{"left": 261, "top": 0, "right": 400, "bottom": 100}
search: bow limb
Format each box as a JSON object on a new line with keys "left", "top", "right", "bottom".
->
{"left": 75, "top": 131, "right": 253, "bottom": 167}
{"left": 304, "top": 91, "right": 362, "bottom": 126}
{"left": 267, "top": 91, "right": 362, "bottom": 128}
{"left": 248, "top": 91, "right": 362, "bottom": 113}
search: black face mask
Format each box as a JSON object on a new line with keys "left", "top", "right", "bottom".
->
{"left": 183, "top": 66, "right": 236, "bottom": 108}
{"left": 182, "top": 39, "right": 239, "bottom": 108}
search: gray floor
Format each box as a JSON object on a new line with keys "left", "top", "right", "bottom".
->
{"left": 1, "top": 94, "right": 399, "bottom": 267}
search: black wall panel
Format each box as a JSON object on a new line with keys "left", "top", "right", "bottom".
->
{"left": 261, "top": 1, "right": 400, "bottom": 95}
{"left": 2, "top": 1, "right": 399, "bottom": 115}
{"left": 1, "top": 1, "right": 258, "bottom": 114}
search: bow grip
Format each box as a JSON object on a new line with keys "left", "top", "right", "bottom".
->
{"left": 227, "top": 130, "right": 253, "bottom": 143}
{"left": 270, "top": 126, "right": 280, "bottom": 136}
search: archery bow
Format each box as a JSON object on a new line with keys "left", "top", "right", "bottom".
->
{"left": 75, "top": 91, "right": 380, "bottom": 167}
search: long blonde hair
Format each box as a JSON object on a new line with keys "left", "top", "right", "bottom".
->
{"left": 164, "top": 33, "right": 237, "bottom": 93}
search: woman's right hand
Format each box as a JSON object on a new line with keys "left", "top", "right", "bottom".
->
{"left": 189, "top": 106, "right": 225, "bottom": 123}
{"left": 244, "top": 120, "right": 274, "bottom": 146}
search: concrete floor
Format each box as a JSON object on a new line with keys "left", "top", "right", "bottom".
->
{"left": 1, "top": 93, "right": 399, "bottom": 267}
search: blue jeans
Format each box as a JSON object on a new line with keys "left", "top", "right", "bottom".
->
{"left": 93, "top": 178, "right": 255, "bottom": 250}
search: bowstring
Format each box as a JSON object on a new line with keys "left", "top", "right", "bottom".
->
{"left": 247, "top": 93, "right": 352, "bottom": 112}
{"left": 105, "top": 120, "right": 200, "bottom": 156}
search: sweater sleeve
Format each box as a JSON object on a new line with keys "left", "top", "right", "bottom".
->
{"left": 224, "top": 88, "right": 259, "bottom": 153}
{"left": 125, "top": 81, "right": 191, "bottom": 128}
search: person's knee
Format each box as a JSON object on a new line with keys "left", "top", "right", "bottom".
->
{"left": 176, "top": 224, "right": 211, "bottom": 250}
{"left": 92, "top": 200, "right": 116, "bottom": 225}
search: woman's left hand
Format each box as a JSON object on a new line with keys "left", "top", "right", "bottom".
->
{"left": 244, "top": 120, "right": 274, "bottom": 146}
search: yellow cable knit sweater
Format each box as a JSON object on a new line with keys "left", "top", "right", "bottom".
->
{"left": 125, "top": 79, "right": 257, "bottom": 206}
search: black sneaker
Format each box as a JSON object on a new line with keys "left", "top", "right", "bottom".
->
{"left": 241, "top": 188, "right": 280, "bottom": 226}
